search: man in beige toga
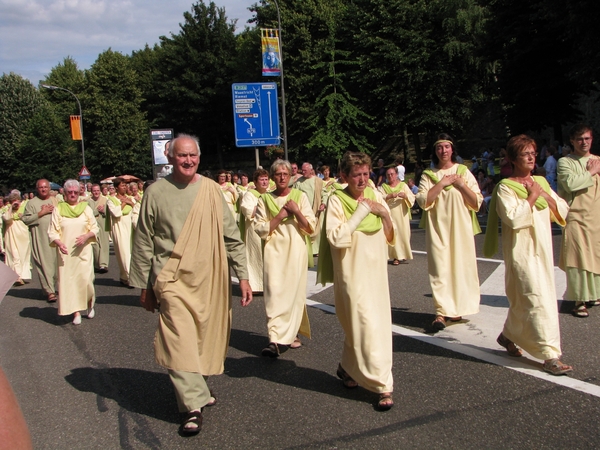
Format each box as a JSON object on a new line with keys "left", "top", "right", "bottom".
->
{"left": 129, "top": 134, "right": 252, "bottom": 436}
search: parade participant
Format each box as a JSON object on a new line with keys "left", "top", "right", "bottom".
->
{"left": 557, "top": 124, "right": 600, "bottom": 318}
{"left": 484, "top": 135, "right": 572, "bottom": 375}
{"left": 87, "top": 184, "right": 110, "bottom": 273}
{"left": 294, "top": 162, "right": 324, "bottom": 253}
{"left": 318, "top": 151, "right": 396, "bottom": 410}
{"left": 379, "top": 166, "right": 414, "bottom": 265}
{"left": 130, "top": 134, "right": 251, "bottom": 436}
{"left": 239, "top": 169, "right": 270, "bottom": 293}
{"left": 22, "top": 179, "right": 58, "bottom": 302}
{"left": 416, "top": 133, "right": 483, "bottom": 330}
{"left": 215, "top": 170, "right": 238, "bottom": 217}
{"left": 129, "top": 182, "right": 142, "bottom": 202}
{"left": 48, "top": 179, "right": 98, "bottom": 325}
{"left": 106, "top": 177, "right": 136, "bottom": 287}
{"left": 2, "top": 192, "right": 31, "bottom": 285}
{"left": 255, "top": 160, "right": 316, "bottom": 356}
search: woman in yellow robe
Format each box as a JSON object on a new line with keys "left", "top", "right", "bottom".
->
{"left": 255, "top": 160, "right": 316, "bottom": 356}
{"left": 2, "top": 193, "right": 31, "bottom": 284}
{"left": 216, "top": 170, "right": 238, "bottom": 219}
{"left": 379, "top": 166, "right": 415, "bottom": 264}
{"left": 416, "top": 133, "right": 483, "bottom": 330}
{"left": 107, "top": 177, "right": 136, "bottom": 286}
{"left": 319, "top": 151, "right": 396, "bottom": 410}
{"left": 484, "top": 135, "right": 572, "bottom": 375}
{"left": 48, "top": 180, "right": 98, "bottom": 325}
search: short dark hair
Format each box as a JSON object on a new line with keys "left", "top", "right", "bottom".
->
{"left": 340, "top": 151, "right": 372, "bottom": 176}
{"left": 506, "top": 134, "right": 536, "bottom": 162}
{"left": 431, "top": 133, "right": 457, "bottom": 165}
{"left": 569, "top": 123, "right": 593, "bottom": 140}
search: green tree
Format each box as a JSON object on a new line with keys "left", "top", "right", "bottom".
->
{"left": 84, "top": 49, "right": 151, "bottom": 179}
{"left": 0, "top": 73, "right": 45, "bottom": 189}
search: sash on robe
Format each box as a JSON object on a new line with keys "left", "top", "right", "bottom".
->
{"left": 11, "top": 200, "right": 28, "bottom": 221}
{"left": 381, "top": 182, "right": 411, "bottom": 219}
{"left": 105, "top": 196, "right": 133, "bottom": 231}
{"left": 418, "top": 164, "right": 481, "bottom": 235}
{"left": 483, "top": 176, "right": 551, "bottom": 258}
{"left": 317, "top": 187, "right": 382, "bottom": 286}
{"left": 57, "top": 201, "right": 88, "bottom": 218}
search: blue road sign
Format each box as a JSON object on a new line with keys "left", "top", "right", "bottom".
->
{"left": 232, "top": 83, "right": 280, "bottom": 147}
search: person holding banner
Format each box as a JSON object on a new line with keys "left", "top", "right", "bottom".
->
{"left": 255, "top": 160, "right": 316, "bottom": 357}
{"left": 416, "top": 134, "right": 482, "bottom": 331}
{"left": 483, "top": 135, "right": 572, "bottom": 375}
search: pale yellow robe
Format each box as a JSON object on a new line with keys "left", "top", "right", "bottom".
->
{"left": 379, "top": 183, "right": 415, "bottom": 261}
{"left": 107, "top": 197, "right": 134, "bottom": 282}
{"left": 325, "top": 191, "right": 395, "bottom": 393}
{"left": 496, "top": 184, "right": 568, "bottom": 360}
{"left": 294, "top": 176, "right": 324, "bottom": 251}
{"left": 87, "top": 196, "right": 110, "bottom": 270}
{"left": 255, "top": 191, "right": 316, "bottom": 345}
{"left": 48, "top": 206, "right": 98, "bottom": 316}
{"left": 220, "top": 184, "right": 238, "bottom": 218}
{"left": 416, "top": 165, "right": 483, "bottom": 317}
{"left": 2, "top": 208, "right": 32, "bottom": 280}
{"left": 22, "top": 196, "right": 59, "bottom": 294}
{"left": 240, "top": 190, "right": 264, "bottom": 292}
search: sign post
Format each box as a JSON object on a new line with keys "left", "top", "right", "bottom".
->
{"left": 79, "top": 166, "right": 91, "bottom": 180}
{"left": 232, "top": 83, "right": 280, "bottom": 148}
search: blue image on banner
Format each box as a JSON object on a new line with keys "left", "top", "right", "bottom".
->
{"left": 232, "top": 83, "right": 280, "bottom": 147}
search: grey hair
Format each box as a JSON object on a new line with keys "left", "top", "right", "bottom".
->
{"left": 64, "top": 179, "right": 80, "bottom": 192}
{"left": 302, "top": 162, "right": 313, "bottom": 170}
{"left": 270, "top": 160, "right": 292, "bottom": 178}
{"left": 168, "top": 134, "right": 201, "bottom": 157}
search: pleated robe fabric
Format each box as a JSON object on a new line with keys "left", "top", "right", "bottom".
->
{"left": 87, "top": 196, "right": 110, "bottom": 270}
{"left": 496, "top": 184, "right": 568, "bottom": 360}
{"left": 22, "top": 196, "right": 58, "bottom": 294}
{"left": 2, "top": 209, "right": 32, "bottom": 280}
{"left": 255, "top": 191, "right": 316, "bottom": 345}
{"left": 48, "top": 205, "right": 98, "bottom": 316}
{"left": 325, "top": 192, "right": 395, "bottom": 393}
{"left": 107, "top": 197, "right": 133, "bottom": 282}
{"left": 379, "top": 183, "right": 415, "bottom": 261}
{"left": 129, "top": 176, "right": 248, "bottom": 375}
{"left": 239, "top": 190, "right": 264, "bottom": 292}
{"left": 416, "top": 165, "right": 482, "bottom": 317}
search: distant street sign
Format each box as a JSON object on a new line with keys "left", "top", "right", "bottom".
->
{"left": 232, "top": 83, "right": 280, "bottom": 147}
{"left": 79, "top": 166, "right": 91, "bottom": 180}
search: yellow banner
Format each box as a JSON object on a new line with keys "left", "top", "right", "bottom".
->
{"left": 261, "top": 28, "right": 281, "bottom": 76}
{"left": 70, "top": 115, "right": 82, "bottom": 140}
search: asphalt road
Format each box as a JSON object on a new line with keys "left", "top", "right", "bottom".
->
{"left": 1, "top": 219, "right": 600, "bottom": 449}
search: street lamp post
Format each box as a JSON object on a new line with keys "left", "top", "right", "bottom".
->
{"left": 40, "top": 84, "right": 86, "bottom": 168}
{"left": 270, "top": 0, "right": 289, "bottom": 161}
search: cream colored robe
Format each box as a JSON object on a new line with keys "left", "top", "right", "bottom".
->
{"left": 379, "top": 183, "right": 415, "bottom": 261}
{"left": 107, "top": 197, "right": 134, "bottom": 282}
{"left": 2, "top": 208, "right": 32, "bottom": 280}
{"left": 496, "top": 183, "right": 568, "bottom": 360}
{"left": 557, "top": 154, "right": 600, "bottom": 301}
{"left": 294, "top": 176, "right": 324, "bottom": 250}
{"left": 325, "top": 191, "right": 395, "bottom": 393}
{"left": 22, "top": 196, "right": 58, "bottom": 294}
{"left": 255, "top": 191, "right": 316, "bottom": 345}
{"left": 240, "top": 190, "right": 264, "bottom": 292}
{"left": 87, "top": 196, "right": 110, "bottom": 270}
{"left": 48, "top": 205, "right": 98, "bottom": 316}
{"left": 130, "top": 176, "right": 248, "bottom": 375}
{"left": 416, "top": 165, "right": 483, "bottom": 317}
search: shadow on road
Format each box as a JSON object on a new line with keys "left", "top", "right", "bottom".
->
{"left": 65, "top": 367, "right": 179, "bottom": 424}
{"left": 19, "top": 306, "right": 69, "bottom": 326}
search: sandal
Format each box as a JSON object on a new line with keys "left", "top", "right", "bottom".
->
{"left": 543, "top": 359, "right": 573, "bottom": 376}
{"left": 180, "top": 410, "right": 202, "bottom": 436}
{"left": 261, "top": 342, "right": 288, "bottom": 358}
{"left": 47, "top": 293, "right": 57, "bottom": 303}
{"left": 447, "top": 316, "right": 462, "bottom": 322}
{"left": 377, "top": 392, "right": 394, "bottom": 411}
{"left": 432, "top": 315, "right": 446, "bottom": 330}
{"left": 572, "top": 303, "right": 589, "bottom": 318}
{"left": 336, "top": 363, "right": 358, "bottom": 388}
{"left": 586, "top": 300, "right": 600, "bottom": 307}
{"left": 392, "top": 259, "right": 400, "bottom": 265}
{"left": 289, "top": 337, "right": 302, "bottom": 349}
{"left": 496, "top": 333, "right": 523, "bottom": 357}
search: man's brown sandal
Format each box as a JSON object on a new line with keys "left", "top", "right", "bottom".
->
{"left": 336, "top": 363, "right": 358, "bottom": 388}
{"left": 497, "top": 333, "right": 523, "bottom": 357}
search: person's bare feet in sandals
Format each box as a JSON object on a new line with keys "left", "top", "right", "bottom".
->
{"left": 336, "top": 363, "right": 358, "bottom": 388}
{"left": 432, "top": 315, "right": 446, "bottom": 330}
{"left": 572, "top": 302, "right": 589, "bottom": 318}
{"left": 543, "top": 359, "right": 573, "bottom": 376}
{"left": 289, "top": 336, "right": 302, "bottom": 349}
{"left": 377, "top": 392, "right": 394, "bottom": 411}
{"left": 497, "top": 333, "right": 523, "bottom": 357}
{"left": 180, "top": 409, "right": 202, "bottom": 436}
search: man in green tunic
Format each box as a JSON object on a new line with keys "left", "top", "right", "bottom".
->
{"left": 22, "top": 179, "right": 58, "bottom": 302}
{"left": 130, "top": 134, "right": 252, "bottom": 436}
{"left": 558, "top": 124, "right": 600, "bottom": 317}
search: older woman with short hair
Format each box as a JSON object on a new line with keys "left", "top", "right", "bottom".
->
{"left": 255, "top": 160, "right": 316, "bottom": 356}
{"left": 2, "top": 192, "right": 31, "bottom": 285}
{"left": 48, "top": 179, "right": 99, "bottom": 324}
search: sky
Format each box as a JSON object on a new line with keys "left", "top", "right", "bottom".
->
{"left": 0, "top": 0, "right": 256, "bottom": 85}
